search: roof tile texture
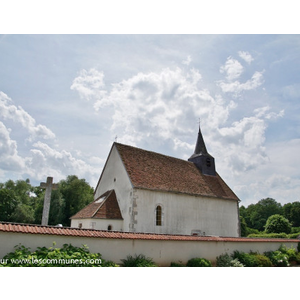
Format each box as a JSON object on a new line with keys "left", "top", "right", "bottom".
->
{"left": 115, "top": 143, "right": 239, "bottom": 201}
{"left": 70, "top": 190, "right": 122, "bottom": 220}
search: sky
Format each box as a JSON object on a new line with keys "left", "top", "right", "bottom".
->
{"left": 1, "top": 3, "right": 300, "bottom": 208}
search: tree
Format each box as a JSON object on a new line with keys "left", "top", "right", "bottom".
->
{"left": 242, "top": 198, "right": 282, "bottom": 231}
{"left": 59, "top": 175, "right": 94, "bottom": 226}
{"left": 265, "top": 214, "right": 291, "bottom": 234}
{"left": 283, "top": 201, "right": 300, "bottom": 227}
{"left": 0, "top": 188, "right": 18, "bottom": 221}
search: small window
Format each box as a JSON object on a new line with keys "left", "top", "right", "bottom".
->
{"left": 78, "top": 223, "right": 82, "bottom": 229}
{"left": 206, "top": 158, "right": 211, "bottom": 167}
{"left": 156, "top": 205, "right": 162, "bottom": 226}
{"left": 107, "top": 225, "right": 112, "bottom": 231}
{"left": 90, "top": 222, "right": 96, "bottom": 229}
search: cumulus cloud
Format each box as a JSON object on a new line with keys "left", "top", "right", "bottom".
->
{"left": 0, "top": 91, "right": 55, "bottom": 140}
{"left": 71, "top": 57, "right": 283, "bottom": 179}
{"left": 219, "top": 70, "right": 264, "bottom": 94}
{"left": 70, "top": 68, "right": 107, "bottom": 103}
{"left": 220, "top": 57, "right": 244, "bottom": 81}
{"left": 26, "top": 141, "right": 100, "bottom": 183}
{"left": 0, "top": 121, "right": 25, "bottom": 171}
{"left": 238, "top": 51, "right": 254, "bottom": 64}
{"left": 218, "top": 54, "right": 264, "bottom": 95}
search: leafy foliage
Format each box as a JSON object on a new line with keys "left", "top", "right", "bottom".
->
{"left": 240, "top": 198, "right": 283, "bottom": 231}
{"left": 265, "top": 214, "right": 291, "bottom": 234}
{"left": 186, "top": 257, "right": 212, "bottom": 267}
{"left": 0, "top": 243, "right": 117, "bottom": 267}
{"left": 0, "top": 176, "right": 94, "bottom": 226}
{"left": 121, "top": 254, "right": 157, "bottom": 267}
{"left": 264, "top": 250, "right": 289, "bottom": 267}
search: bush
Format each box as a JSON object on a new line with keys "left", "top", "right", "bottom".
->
{"left": 254, "top": 254, "right": 272, "bottom": 267}
{"left": 288, "top": 232, "right": 300, "bottom": 239}
{"left": 230, "top": 258, "right": 244, "bottom": 267}
{"left": 216, "top": 253, "right": 244, "bottom": 267}
{"left": 232, "top": 251, "right": 258, "bottom": 267}
{"left": 264, "top": 250, "right": 289, "bottom": 267}
{"left": 247, "top": 232, "right": 288, "bottom": 238}
{"left": 0, "top": 243, "right": 113, "bottom": 267}
{"left": 186, "top": 257, "right": 212, "bottom": 267}
{"left": 170, "top": 262, "right": 185, "bottom": 267}
{"left": 216, "top": 253, "right": 232, "bottom": 267}
{"left": 278, "top": 245, "right": 298, "bottom": 262}
{"left": 265, "top": 214, "right": 292, "bottom": 234}
{"left": 121, "top": 254, "right": 156, "bottom": 267}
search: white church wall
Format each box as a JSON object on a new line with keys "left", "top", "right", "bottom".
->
{"left": 0, "top": 231, "right": 298, "bottom": 266}
{"left": 94, "top": 145, "right": 133, "bottom": 232}
{"left": 134, "top": 189, "right": 239, "bottom": 237}
{"left": 70, "top": 218, "right": 123, "bottom": 231}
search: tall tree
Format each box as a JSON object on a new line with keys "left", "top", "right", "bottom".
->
{"left": 59, "top": 175, "right": 94, "bottom": 226}
{"left": 241, "top": 198, "right": 282, "bottom": 231}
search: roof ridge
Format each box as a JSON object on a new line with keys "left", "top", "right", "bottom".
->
{"left": 115, "top": 142, "right": 190, "bottom": 164}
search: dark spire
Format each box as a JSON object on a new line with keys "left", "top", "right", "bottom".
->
{"left": 190, "top": 126, "right": 208, "bottom": 158}
{"left": 188, "top": 125, "right": 216, "bottom": 176}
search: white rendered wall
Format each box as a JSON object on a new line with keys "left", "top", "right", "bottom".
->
{"left": 0, "top": 231, "right": 298, "bottom": 266}
{"left": 93, "top": 145, "right": 133, "bottom": 232}
{"left": 133, "top": 189, "right": 239, "bottom": 237}
{"left": 70, "top": 218, "right": 123, "bottom": 231}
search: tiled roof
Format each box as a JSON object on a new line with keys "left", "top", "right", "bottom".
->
{"left": 1, "top": 222, "right": 298, "bottom": 242}
{"left": 70, "top": 190, "right": 122, "bottom": 220}
{"left": 115, "top": 143, "right": 239, "bottom": 201}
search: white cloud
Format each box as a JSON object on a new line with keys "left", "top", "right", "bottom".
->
{"left": 70, "top": 68, "right": 107, "bottom": 103}
{"left": 0, "top": 91, "right": 55, "bottom": 140}
{"left": 238, "top": 51, "right": 254, "bottom": 64}
{"left": 220, "top": 57, "right": 244, "bottom": 81}
{"left": 26, "top": 141, "right": 100, "bottom": 183}
{"left": 182, "top": 55, "right": 192, "bottom": 66}
{"left": 71, "top": 62, "right": 282, "bottom": 183}
{"left": 0, "top": 121, "right": 25, "bottom": 171}
{"left": 218, "top": 70, "right": 264, "bottom": 94}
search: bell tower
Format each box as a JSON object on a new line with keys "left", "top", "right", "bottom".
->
{"left": 188, "top": 126, "right": 216, "bottom": 176}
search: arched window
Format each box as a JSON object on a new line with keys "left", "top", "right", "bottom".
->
{"left": 156, "top": 205, "right": 162, "bottom": 226}
{"left": 107, "top": 225, "right": 112, "bottom": 231}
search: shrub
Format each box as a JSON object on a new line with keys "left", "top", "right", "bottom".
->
{"left": 170, "top": 262, "right": 185, "bottom": 267}
{"left": 288, "top": 232, "right": 300, "bottom": 239}
{"left": 247, "top": 232, "right": 288, "bottom": 238}
{"left": 121, "top": 254, "right": 156, "bottom": 267}
{"left": 265, "top": 214, "right": 291, "bottom": 234}
{"left": 291, "top": 227, "right": 300, "bottom": 233}
{"left": 0, "top": 243, "right": 112, "bottom": 267}
{"left": 254, "top": 254, "right": 272, "bottom": 267}
{"left": 216, "top": 253, "right": 244, "bottom": 267}
{"left": 278, "top": 245, "right": 298, "bottom": 262}
{"left": 264, "top": 250, "right": 289, "bottom": 267}
{"left": 216, "top": 253, "right": 232, "bottom": 267}
{"left": 232, "top": 251, "right": 258, "bottom": 267}
{"left": 230, "top": 258, "right": 244, "bottom": 267}
{"left": 186, "top": 257, "right": 212, "bottom": 267}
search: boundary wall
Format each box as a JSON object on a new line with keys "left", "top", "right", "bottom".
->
{"left": 0, "top": 222, "right": 299, "bottom": 266}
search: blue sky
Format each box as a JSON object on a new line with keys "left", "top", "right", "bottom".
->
{"left": 1, "top": 4, "right": 300, "bottom": 207}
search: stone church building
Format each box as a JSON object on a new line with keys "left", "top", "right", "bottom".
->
{"left": 71, "top": 128, "right": 240, "bottom": 237}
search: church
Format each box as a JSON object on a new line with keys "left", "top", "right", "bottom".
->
{"left": 70, "top": 127, "right": 241, "bottom": 237}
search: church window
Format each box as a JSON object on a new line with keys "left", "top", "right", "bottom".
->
{"left": 78, "top": 223, "right": 82, "bottom": 229}
{"left": 156, "top": 205, "right": 162, "bottom": 226}
{"left": 107, "top": 225, "right": 112, "bottom": 231}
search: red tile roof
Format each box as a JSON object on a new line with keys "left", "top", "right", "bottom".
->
{"left": 0, "top": 222, "right": 298, "bottom": 243}
{"left": 70, "top": 190, "right": 122, "bottom": 220}
{"left": 115, "top": 143, "right": 239, "bottom": 201}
